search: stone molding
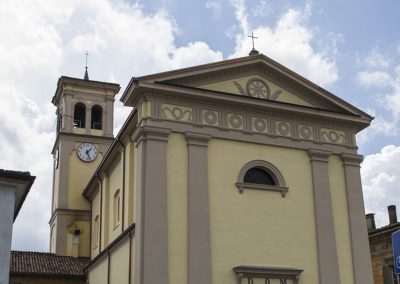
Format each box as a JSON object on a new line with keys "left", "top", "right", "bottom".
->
{"left": 235, "top": 160, "right": 288, "bottom": 197}
{"left": 233, "top": 265, "right": 303, "bottom": 284}
{"left": 131, "top": 125, "right": 171, "bottom": 144}
{"left": 137, "top": 91, "right": 363, "bottom": 150}
{"left": 341, "top": 153, "right": 363, "bottom": 166}
{"left": 308, "top": 149, "right": 331, "bottom": 162}
{"left": 185, "top": 132, "right": 211, "bottom": 147}
{"left": 142, "top": 118, "right": 359, "bottom": 156}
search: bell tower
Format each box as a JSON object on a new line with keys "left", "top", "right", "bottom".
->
{"left": 50, "top": 76, "right": 120, "bottom": 257}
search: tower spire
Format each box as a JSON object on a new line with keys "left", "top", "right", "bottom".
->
{"left": 84, "top": 51, "right": 90, "bottom": 80}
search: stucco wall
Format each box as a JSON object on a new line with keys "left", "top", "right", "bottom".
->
{"left": 207, "top": 138, "right": 319, "bottom": 283}
{"left": 87, "top": 234, "right": 135, "bottom": 284}
{"left": 107, "top": 153, "right": 123, "bottom": 244}
{"left": 68, "top": 143, "right": 102, "bottom": 210}
{"left": 109, "top": 238, "right": 130, "bottom": 284}
{"left": 88, "top": 256, "right": 108, "bottom": 284}
{"left": 91, "top": 187, "right": 101, "bottom": 258}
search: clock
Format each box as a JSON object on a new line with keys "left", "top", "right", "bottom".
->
{"left": 54, "top": 149, "right": 59, "bottom": 169}
{"left": 77, "top": 143, "right": 98, "bottom": 162}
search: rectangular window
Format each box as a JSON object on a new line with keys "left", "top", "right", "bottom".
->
{"left": 113, "top": 189, "right": 120, "bottom": 229}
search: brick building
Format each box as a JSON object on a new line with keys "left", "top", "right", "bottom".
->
{"left": 367, "top": 205, "right": 400, "bottom": 284}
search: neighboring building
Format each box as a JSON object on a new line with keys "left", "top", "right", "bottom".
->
{"left": 45, "top": 50, "right": 374, "bottom": 284}
{"left": 367, "top": 205, "right": 400, "bottom": 284}
{"left": 9, "top": 251, "right": 89, "bottom": 284}
{"left": 0, "top": 169, "right": 35, "bottom": 284}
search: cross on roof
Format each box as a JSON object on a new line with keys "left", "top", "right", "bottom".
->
{"left": 84, "top": 51, "right": 90, "bottom": 80}
{"left": 248, "top": 32, "right": 258, "bottom": 50}
{"left": 85, "top": 51, "right": 90, "bottom": 69}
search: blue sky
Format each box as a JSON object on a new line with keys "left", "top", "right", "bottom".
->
{"left": 1, "top": 0, "right": 399, "bottom": 251}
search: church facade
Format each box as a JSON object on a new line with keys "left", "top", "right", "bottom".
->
{"left": 49, "top": 52, "right": 374, "bottom": 284}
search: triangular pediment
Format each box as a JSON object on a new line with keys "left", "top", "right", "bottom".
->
{"left": 197, "top": 75, "right": 315, "bottom": 108}
{"left": 123, "top": 54, "right": 371, "bottom": 120}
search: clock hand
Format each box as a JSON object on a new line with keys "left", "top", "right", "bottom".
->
{"left": 86, "top": 148, "right": 93, "bottom": 159}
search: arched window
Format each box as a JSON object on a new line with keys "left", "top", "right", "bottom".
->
{"left": 243, "top": 167, "right": 276, "bottom": 185}
{"left": 113, "top": 189, "right": 120, "bottom": 228}
{"left": 236, "top": 160, "right": 288, "bottom": 197}
{"left": 91, "top": 105, "right": 102, "bottom": 130}
{"left": 74, "top": 103, "right": 86, "bottom": 128}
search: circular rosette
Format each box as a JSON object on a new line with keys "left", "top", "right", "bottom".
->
{"left": 246, "top": 78, "right": 270, "bottom": 99}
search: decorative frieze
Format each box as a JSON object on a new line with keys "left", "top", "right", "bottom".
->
{"left": 202, "top": 109, "right": 218, "bottom": 126}
{"left": 299, "top": 125, "right": 313, "bottom": 140}
{"left": 320, "top": 128, "right": 345, "bottom": 144}
{"left": 146, "top": 100, "right": 356, "bottom": 148}
{"left": 252, "top": 117, "right": 268, "bottom": 133}
{"left": 228, "top": 114, "right": 244, "bottom": 130}
{"left": 161, "top": 104, "right": 192, "bottom": 122}
{"left": 276, "top": 121, "right": 291, "bottom": 136}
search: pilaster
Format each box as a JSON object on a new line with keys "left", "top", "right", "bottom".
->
{"left": 308, "top": 149, "right": 340, "bottom": 284}
{"left": 185, "top": 132, "right": 212, "bottom": 284}
{"left": 341, "top": 154, "right": 374, "bottom": 284}
{"left": 133, "top": 126, "right": 171, "bottom": 284}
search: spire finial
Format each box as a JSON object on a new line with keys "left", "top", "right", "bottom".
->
{"left": 248, "top": 32, "right": 259, "bottom": 56}
{"left": 84, "top": 51, "right": 90, "bottom": 80}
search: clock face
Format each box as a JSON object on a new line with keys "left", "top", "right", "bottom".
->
{"left": 77, "top": 143, "right": 98, "bottom": 162}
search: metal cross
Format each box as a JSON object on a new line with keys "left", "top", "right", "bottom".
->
{"left": 248, "top": 32, "right": 258, "bottom": 49}
{"left": 85, "top": 51, "right": 90, "bottom": 69}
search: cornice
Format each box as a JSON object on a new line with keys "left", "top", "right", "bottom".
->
{"left": 141, "top": 89, "right": 368, "bottom": 131}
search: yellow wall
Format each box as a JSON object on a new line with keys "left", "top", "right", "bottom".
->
{"left": 199, "top": 75, "right": 314, "bottom": 107}
{"left": 166, "top": 133, "right": 188, "bottom": 284}
{"left": 68, "top": 143, "right": 103, "bottom": 210}
{"left": 87, "top": 235, "right": 135, "bottom": 284}
{"left": 91, "top": 186, "right": 101, "bottom": 258}
{"left": 329, "top": 155, "right": 355, "bottom": 283}
{"left": 107, "top": 153, "right": 123, "bottom": 244}
{"left": 88, "top": 256, "right": 108, "bottom": 284}
{"left": 65, "top": 220, "right": 90, "bottom": 257}
{"left": 110, "top": 238, "right": 130, "bottom": 284}
{"left": 207, "top": 139, "right": 319, "bottom": 283}
{"left": 101, "top": 176, "right": 110, "bottom": 249}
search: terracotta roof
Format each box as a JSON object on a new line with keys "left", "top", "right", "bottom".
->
{"left": 10, "top": 251, "right": 90, "bottom": 278}
{"left": 0, "top": 169, "right": 32, "bottom": 178}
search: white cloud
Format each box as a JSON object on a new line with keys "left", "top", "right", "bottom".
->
{"left": 356, "top": 112, "right": 397, "bottom": 145}
{"left": 0, "top": 0, "right": 223, "bottom": 252}
{"left": 364, "top": 48, "right": 390, "bottom": 68}
{"left": 228, "top": 0, "right": 338, "bottom": 87}
{"left": 362, "top": 145, "right": 400, "bottom": 227}
{"left": 357, "top": 71, "right": 393, "bottom": 88}
{"left": 205, "top": 0, "right": 223, "bottom": 16}
{"left": 250, "top": 0, "right": 273, "bottom": 18}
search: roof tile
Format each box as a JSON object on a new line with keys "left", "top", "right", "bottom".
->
{"left": 10, "top": 251, "right": 89, "bottom": 278}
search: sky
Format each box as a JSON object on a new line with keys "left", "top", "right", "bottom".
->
{"left": 1, "top": 0, "right": 399, "bottom": 251}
